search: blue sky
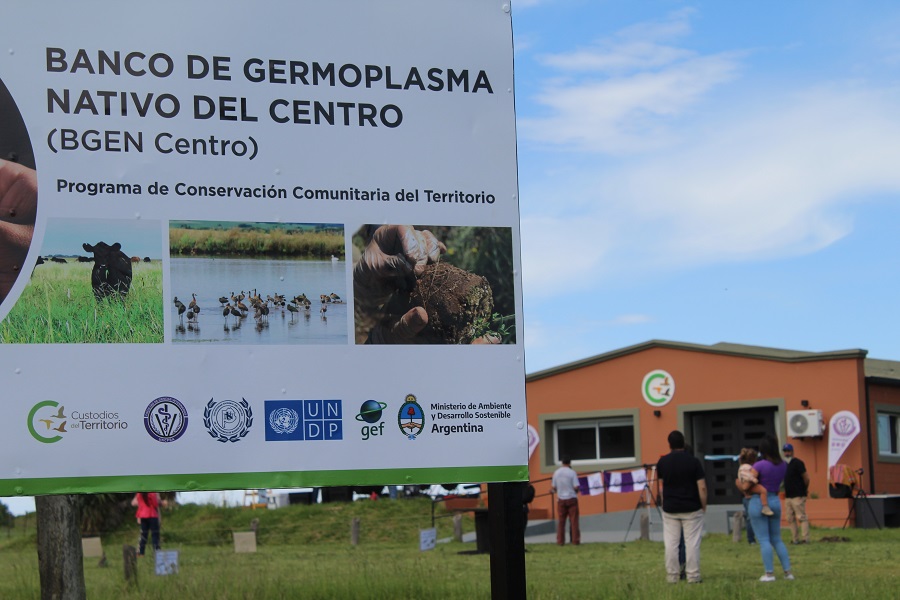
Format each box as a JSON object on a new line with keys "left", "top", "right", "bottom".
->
{"left": 513, "top": 1, "right": 900, "bottom": 373}
{"left": 41, "top": 218, "right": 162, "bottom": 258}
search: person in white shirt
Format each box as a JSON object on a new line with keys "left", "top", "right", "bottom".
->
{"left": 550, "top": 457, "right": 580, "bottom": 545}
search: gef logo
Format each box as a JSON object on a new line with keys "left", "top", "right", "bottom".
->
{"left": 355, "top": 400, "right": 387, "bottom": 441}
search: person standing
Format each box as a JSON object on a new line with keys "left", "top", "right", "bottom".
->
{"left": 132, "top": 492, "right": 162, "bottom": 556}
{"left": 550, "top": 457, "right": 580, "bottom": 545}
{"left": 738, "top": 435, "right": 794, "bottom": 582}
{"left": 782, "top": 443, "right": 811, "bottom": 544}
{"left": 737, "top": 448, "right": 759, "bottom": 545}
{"left": 657, "top": 430, "right": 707, "bottom": 584}
{"left": 522, "top": 481, "right": 536, "bottom": 540}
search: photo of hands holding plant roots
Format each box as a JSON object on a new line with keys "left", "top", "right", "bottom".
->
{"left": 169, "top": 221, "right": 347, "bottom": 345}
{"left": 0, "top": 218, "right": 164, "bottom": 343}
{"left": 353, "top": 225, "right": 515, "bottom": 344}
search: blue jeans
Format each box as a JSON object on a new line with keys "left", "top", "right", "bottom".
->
{"left": 742, "top": 496, "right": 756, "bottom": 543}
{"left": 139, "top": 517, "right": 160, "bottom": 555}
{"left": 748, "top": 495, "right": 791, "bottom": 574}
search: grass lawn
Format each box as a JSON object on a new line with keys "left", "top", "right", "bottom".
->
{"left": 0, "top": 262, "right": 163, "bottom": 343}
{"left": 1, "top": 499, "right": 898, "bottom": 599}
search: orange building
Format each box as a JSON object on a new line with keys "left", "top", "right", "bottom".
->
{"left": 525, "top": 340, "right": 900, "bottom": 527}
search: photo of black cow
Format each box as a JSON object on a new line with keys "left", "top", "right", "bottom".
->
{"left": 0, "top": 218, "right": 163, "bottom": 343}
{"left": 82, "top": 241, "right": 133, "bottom": 301}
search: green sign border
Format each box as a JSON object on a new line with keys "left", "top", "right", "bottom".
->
{"left": 0, "top": 465, "right": 528, "bottom": 497}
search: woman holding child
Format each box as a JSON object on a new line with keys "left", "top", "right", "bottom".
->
{"left": 736, "top": 435, "right": 794, "bottom": 582}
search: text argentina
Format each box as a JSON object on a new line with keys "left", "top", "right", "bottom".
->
{"left": 432, "top": 422, "right": 484, "bottom": 435}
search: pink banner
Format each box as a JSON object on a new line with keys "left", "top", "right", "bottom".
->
{"left": 828, "top": 410, "right": 860, "bottom": 469}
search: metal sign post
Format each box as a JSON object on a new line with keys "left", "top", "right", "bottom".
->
{"left": 488, "top": 482, "right": 526, "bottom": 599}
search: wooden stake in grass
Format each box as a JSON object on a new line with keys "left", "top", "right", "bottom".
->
{"left": 122, "top": 545, "right": 138, "bottom": 586}
{"left": 351, "top": 517, "right": 360, "bottom": 546}
{"left": 453, "top": 513, "right": 464, "bottom": 543}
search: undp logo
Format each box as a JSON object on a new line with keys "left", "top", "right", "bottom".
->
{"left": 264, "top": 400, "right": 342, "bottom": 441}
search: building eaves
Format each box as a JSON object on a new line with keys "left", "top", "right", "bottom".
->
{"left": 864, "top": 358, "right": 900, "bottom": 384}
{"left": 527, "top": 339, "right": 869, "bottom": 382}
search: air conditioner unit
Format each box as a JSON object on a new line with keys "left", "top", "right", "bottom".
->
{"left": 787, "top": 410, "right": 825, "bottom": 438}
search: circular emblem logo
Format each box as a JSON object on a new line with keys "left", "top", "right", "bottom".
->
{"left": 269, "top": 407, "right": 299, "bottom": 434}
{"left": 833, "top": 415, "right": 857, "bottom": 436}
{"left": 356, "top": 399, "right": 388, "bottom": 424}
{"left": 398, "top": 394, "right": 424, "bottom": 440}
{"left": 204, "top": 398, "right": 253, "bottom": 443}
{"left": 144, "top": 397, "right": 188, "bottom": 442}
{"left": 27, "top": 400, "right": 67, "bottom": 444}
{"left": 642, "top": 370, "right": 675, "bottom": 407}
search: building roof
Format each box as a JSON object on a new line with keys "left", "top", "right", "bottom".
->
{"left": 526, "top": 339, "right": 873, "bottom": 382}
{"left": 865, "top": 358, "right": 900, "bottom": 384}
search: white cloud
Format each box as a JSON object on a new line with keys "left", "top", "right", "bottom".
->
{"left": 616, "top": 87, "right": 900, "bottom": 259}
{"left": 520, "top": 85, "right": 900, "bottom": 295}
{"left": 522, "top": 54, "right": 740, "bottom": 153}
{"left": 540, "top": 42, "right": 695, "bottom": 73}
{"left": 517, "top": 8, "right": 900, "bottom": 296}
{"left": 520, "top": 9, "right": 741, "bottom": 153}
{"left": 615, "top": 7, "right": 696, "bottom": 44}
{"left": 539, "top": 9, "right": 698, "bottom": 73}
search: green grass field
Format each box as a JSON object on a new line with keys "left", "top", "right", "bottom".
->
{"left": 0, "top": 262, "right": 163, "bottom": 343}
{"left": 1, "top": 498, "right": 898, "bottom": 599}
{"left": 169, "top": 227, "right": 344, "bottom": 258}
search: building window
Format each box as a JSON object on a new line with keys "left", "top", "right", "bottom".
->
{"left": 877, "top": 412, "right": 900, "bottom": 457}
{"left": 554, "top": 417, "right": 635, "bottom": 465}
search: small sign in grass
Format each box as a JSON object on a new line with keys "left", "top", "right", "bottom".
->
{"left": 419, "top": 527, "right": 437, "bottom": 551}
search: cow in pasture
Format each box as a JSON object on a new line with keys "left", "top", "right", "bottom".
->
{"left": 76, "top": 256, "right": 93, "bottom": 263}
{"left": 143, "top": 257, "right": 151, "bottom": 263}
{"left": 82, "top": 242, "right": 133, "bottom": 301}
{"left": 50, "top": 256, "right": 67, "bottom": 263}
{"left": 131, "top": 256, "right": 141, "bottom": 264}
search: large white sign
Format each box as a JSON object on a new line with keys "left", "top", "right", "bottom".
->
{"left": 0, "top": 1, "right": 526, "bottom": 496}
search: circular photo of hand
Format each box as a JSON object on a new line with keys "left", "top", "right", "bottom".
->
{"left": 0, "top": 76, "right": 37, "bottom": 307}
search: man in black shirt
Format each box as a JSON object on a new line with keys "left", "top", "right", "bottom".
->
{"left": 782, "top": 443, "right": 810, "bottom": 544}
{"left": 657, "top": 430, "right": 707, "bottom": 584}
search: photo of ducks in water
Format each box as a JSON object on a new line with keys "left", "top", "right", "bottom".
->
{"left": 169, "top": 221, "right": 347, "bottom": 345}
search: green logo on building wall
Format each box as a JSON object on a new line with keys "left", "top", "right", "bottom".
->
{"left": 642, "top": 370, "right": 675, "bottom": 407}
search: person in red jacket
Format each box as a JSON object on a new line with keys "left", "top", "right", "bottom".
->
{"left": 132, "top": 492, "right": 162, "bottom": 555}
